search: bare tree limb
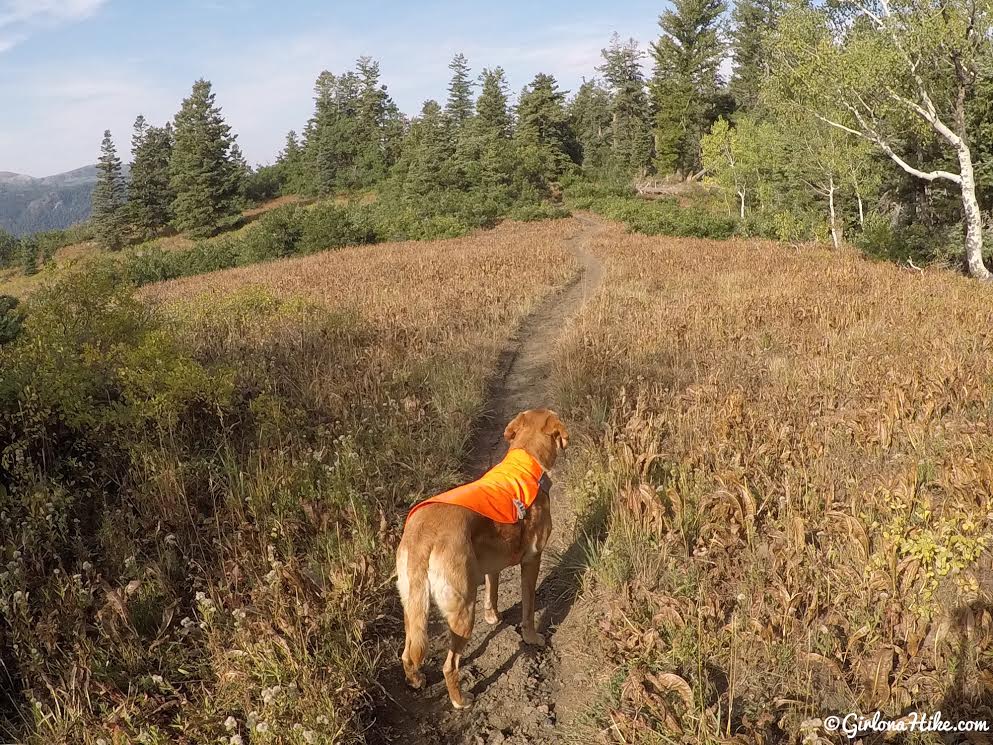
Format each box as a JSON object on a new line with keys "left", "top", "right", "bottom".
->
{"left": 813, "top": 113, "right": 962, "bottom": 183}
{"left": 884, "top": 87, "right": 964, "bottom": 148}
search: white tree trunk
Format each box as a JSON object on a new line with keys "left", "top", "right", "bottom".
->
{"left": 958, "top": 145, "right": 990, "bottom": 280}
{"left": 828, "top": 176, "right": 842, "bottom": 249}
{"left": 738, "top": 190, "right": 746, "bottom": 220}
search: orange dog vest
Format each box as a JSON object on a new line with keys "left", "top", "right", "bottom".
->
{"left": 406, "top": 448, "right": 549, "bottom": 526}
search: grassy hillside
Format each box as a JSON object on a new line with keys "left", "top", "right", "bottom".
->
{"left": 0, "top": 219, "right": 579, "bottom": 744}
{"left": 0, "top": 193, "right": 566, "bottom": 300}
{"left": 553, "top": 226, "right": 993, "bottom": 742}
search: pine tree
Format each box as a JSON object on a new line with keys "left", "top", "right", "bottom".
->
{"left": 132, "top": 115, "right": 148, "bottom": 151}
{"left": 169, "top": 79, "right": 241, "bottom": 237}
{"left": 598, "top": 35, "right": 654, "bottom": 176}
{"left": 454, "top": 68, "right": 516, "bottom": 197}
{"left": 281, "top": 130, "right": 302, "bottom": 164}
{"left": 277, "top": 130, "right": 309, "bottom": 193}
{"left": 729, "top": 0, "right": 786, "bottom": 110}
{"left": 129, "top": 116, "right": 174, "bottom": 238}
{"left": 355, "top": 56, "right": 405, "bottom": 186}
{"left": 516, "top": 73, "right": 574, "bottom": 184}
{"left": 301, "top": 60, "right": 405, "bottom": 194}
{"left": 229, "top": 142, "right": 252, "bottom": 197}
{"left": 310, "top": 69, "right": 362, "bottom": 193}
{"left": 392, "top": 100, "right": 455, "bottom": 202}
{"left": 651, "top": 0, "right": 728, "bottom": 175}
{"left": 19, "top": 237, "right": 38, "bottom": 276}
{"left": 445, "top": 53, "right": 475, "bottom": 131}
{"left": 475, "top": 67, "right": 513, "bottom": 139}
{"left": 92, "top": 129, "right": 128, "bottom": 250}
{"left": 0, "top": 228, "right": 18, "bottom": 268}
{"left": 569, "top": 80, "right": 613, "bottom": 170}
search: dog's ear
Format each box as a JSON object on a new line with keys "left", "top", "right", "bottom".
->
{"left": 504, "top": 412, "right": 527, "bottom": 443}
{"left": 543, "top": 411, "right": 569, "bottom": 451}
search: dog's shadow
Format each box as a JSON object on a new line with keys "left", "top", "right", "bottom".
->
{"left": 464, "top": 495, "right": 610, "bottom": 696}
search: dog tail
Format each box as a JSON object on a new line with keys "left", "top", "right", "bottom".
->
{"left": 397, "top": 543, "right": 429, "bottom": 668}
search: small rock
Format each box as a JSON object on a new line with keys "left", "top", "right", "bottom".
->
{"left": 544, "top": 716, "right": 555, "bottom": 728}
{"left": 535, "top": 704, "right": 549, "bottom": 715}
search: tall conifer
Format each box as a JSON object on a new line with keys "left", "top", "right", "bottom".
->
{"left": 169, "top": 79, "right": 241, "bottom": 236}
{"left": 92, "top": 129, "right": 128, "bottom": 250}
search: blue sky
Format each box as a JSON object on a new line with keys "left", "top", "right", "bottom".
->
{"left": 0, "top": 0, "right": 666, "bottom": 176}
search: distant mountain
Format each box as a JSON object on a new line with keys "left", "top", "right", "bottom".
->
{"left": 0, "top": 165, "right": 103, "bottom": 237}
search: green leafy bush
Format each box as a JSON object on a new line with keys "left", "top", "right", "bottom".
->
{"left": 561, "top": 176, "right": 635, "bottom": 209}
{"left": 586, "top": 195, "right": 739, "bottom": 239}
{"left": 242, "top": 164, "right": 283, "bottom": 204}
{"left": 0, "top": 228, "right": 18, "bottom": 268}
{"left": 239, "top": 204, "right": 304, "bottom": 261}
{"left": 0, "top": 270, "right": 379, "bottom": 743}
{"left": 0, "top": 294, "right": 23, "bottom": 344}
{"left": 507, "top": 202, "right": 572, "bottom": 222}
{"left": 854, "top": 215, "right": 953, "bottom": 264}
{"left": 297, "top": 201, "right": 376, "bottom": 253}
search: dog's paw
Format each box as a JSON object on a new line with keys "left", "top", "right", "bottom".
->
{"left": 484, "top": 607, "right": 501, "bottom": 625}
{"left": 405, "top": 671, "right": 426, "bottom": 690}
{"left": 521, "top": 629, "right": 546, "bottom": 647}
{"left": 451, "top": 692, "right": 475, "bottom": 710}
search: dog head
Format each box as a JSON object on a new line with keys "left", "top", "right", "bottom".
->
{"left": 503, "top": 408, "right": 569, "bottom": 468}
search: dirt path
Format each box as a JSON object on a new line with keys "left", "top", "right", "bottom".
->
{"left": 369, "top": 214, "right": 606, "bottom": 745}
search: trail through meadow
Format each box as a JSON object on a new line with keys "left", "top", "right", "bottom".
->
{"left": 369, "top": 214, "right": 606, "bottom": 744}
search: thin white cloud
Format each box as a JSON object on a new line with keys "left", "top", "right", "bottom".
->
{"left": 0, "top": 7, "right": 655, "bottom": 175}
{"left": 0, "top": 61, "right": 175, "bottom": 174}
{"left": 0, "top": 33, "right": 23, "bottom": 52}
{"left": 0, "top": 0, "right": 106, "bottom": 52}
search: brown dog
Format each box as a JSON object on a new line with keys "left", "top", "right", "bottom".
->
{"left": 396, "top": 408, "right": 569, "bottom": 709}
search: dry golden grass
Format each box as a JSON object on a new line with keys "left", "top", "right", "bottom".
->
{"left": 145, "top": 218, "right": 584, "bottom": 365}
{"left": 0, "top": 218, "right": 580, "bottom": 744}
{"left": 555, "top": 227, "right": 993, "bottom": 743}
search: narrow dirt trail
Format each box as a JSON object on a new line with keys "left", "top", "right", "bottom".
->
{"left": 369, "top": 214, "right": 606, "bottom": 745}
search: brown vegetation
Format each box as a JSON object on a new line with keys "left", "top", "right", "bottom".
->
{"left": 0, "top": 219, "right": 578, "bottom": 744}
{"left": 554, "top": 226, "right": 993, "bottom": 742}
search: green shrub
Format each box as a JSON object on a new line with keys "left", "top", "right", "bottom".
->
{"left": 0, "top": 228, "right": 18, "bottom": 268}
{"left": 362, "top": 201, "right": 478, "bottom": 242}
{"left": 771, "top": 210, "right": 816, "bottom": 243}
{"left": 586, "top": 195, "right": 738, "bottom": 240}
{"left": 35, "top": 187, "right": 576, "bottom": 292}
{"left": 0, "top": 294, "right": 23, "bottom": 344}
{"left": 561, "top": 175, "right": 634, "bottom": 208}
{"left": 120, "top": 237, "right": 242, "bottom": 286}
{"left": 507, "top": 202, "right": 571, "bottom": 222}
{"left": 239, "top": 204, "right": 303, "bottom": 261}
{"left": 854, "top": 215, "right": 949, "bottom": 264}
{"left": 297, "top": 201, "right": 375, "bottom": 253}
{"left": 243, "top": 164, "right": 283, "bottom": 204}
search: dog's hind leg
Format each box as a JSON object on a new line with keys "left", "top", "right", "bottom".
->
{"left": 397, "top": 545, "right": 428, "bottom": 689}
{"left": 442, "top": 600, "right": 475, "bottom": 709}
{"left": 429, "top": 552, "right": 477, "bottom": 709}
{"left": 483, "top": 572, "right": 500, "bottom": 625}
{"left": 520, "top": 555, "right": 545, "bottom": 647}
